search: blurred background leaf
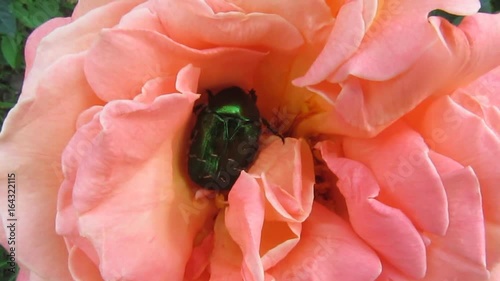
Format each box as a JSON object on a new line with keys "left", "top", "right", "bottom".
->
{"left": 0, "top": 0, "right": 16, "bottom": 36}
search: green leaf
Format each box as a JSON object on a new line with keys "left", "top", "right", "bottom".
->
{"left": 0, "top": 0, "right": 16, "bottom": 36}
{"left": 0, "top": 101, "right": 16, "bottom": 109}
{"left": 0, "top": 35, "right": 19, "bottom": 68}
{"left": 480, "top": 0, "right": 494, "bottom": 13}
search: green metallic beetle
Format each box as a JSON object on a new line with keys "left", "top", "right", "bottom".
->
{"left": 188, "top": 86, "right": 279, "bottom": 190}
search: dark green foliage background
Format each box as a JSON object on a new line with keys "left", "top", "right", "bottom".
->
{"left": 0, "top": 1, "right": 499, "bottom": 280}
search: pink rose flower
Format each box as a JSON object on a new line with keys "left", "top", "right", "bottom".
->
{"left": 1, "top": 0, "right": 499, "bottom": 280}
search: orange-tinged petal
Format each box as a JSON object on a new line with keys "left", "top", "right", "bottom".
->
{"left": 486, "top": 222, "right": 500, "bottom": 280}
{"left": 293, "top": 0, "right": 366, "bottom": 87}
{"left": 297, "top": 0, "right": 479, "bottom": 85}
{"left": 221, "top": 138, "right": 315, "bottom": 279}
{"left": 249, "top": 138, "right": 315, "bottom": 223}
{"left": 84, "top": 29, "right": 267, "bottom": 101}
{"left": 0, "top": 54, "right": 100, "bottom": 281}
{"left": 319, "top": 148, "right": 426, "bottom": 279}
{"left": 225, "top": 0, "right": 332, "bottom": 43}
{"left": 72, "top": 0, "right": 144, "bottom": 19}
{"left": 225, "top": 172, "right": 266, "bottom": 281}
{"left": 456, "top": 14, "right": 500, "bottom": 86}
{"left": 296, "top": 17, "right": 467, "bottom": 137}
{"left": 184, "top": 233, "right": 214, "bottom": 281}
{"left": 24, "top": 17, "right": 72, "bottom": 75}
{"left": 56, "top": 68, "right": 217, "bottom": 280}
{"left": 210, "top": 212, "right": 244, "bottom": 281}
{"left": 67, "top": 247, "right": 104, "bottom": 281}
{"left": 117, "top": 4, "right": 166, "bottom": 33}
{"left": 451, "top": 65, "right": 500, "bottom": 135}
{"left": 343, "top": 121, "right": 449, "bottom": 235}
{"left": 423, "top": 167, "right": 488, "bottom": 280}
{"left": 414, "top": 96, "right": 500, "bottom": 224}
{"left": 268, "top": 203, "right": 382, "bottom": 281}
{"left": 153, "top": 0, "right": 304, "bottom": 51}
{"left": 21, "top": 0, "right": 142, "bottom": 102}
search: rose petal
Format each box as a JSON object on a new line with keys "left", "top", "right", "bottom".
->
{"left": 295, "top": 17, "right": 468, "bottom": 137}
{"left": 343, "top": 121, "right": 449, "bottom": 235}
{"left": 319, "top": 149, "right": 426, "bottom": 279}
{"left": 451, "top": 65, "right": 500, "bottom": 135}
{"left": 72, "top": 0, "right": 144, "bottom": 19}
{"left": 414, "top": 96, "right": 500, "bottom": 224}
{"left": 68, "top": 246, "right": 104, "bottom": 281}
{"left": 249, "top": 137, "right": 315, "bottom": 223}
{"left": 153, "top": 0, "right": 303, "bottom": 51}
{"left": 486, "top": 222, "right": 500, "bottom": 280}
{"left": 456, "top": 14, "right": 500, "bottom": 85}
{"left": 24, "top": 17, "right": 72, "bottom": 75}
{"left": 85, "top": 29, "right": 267, "bottom": 101}
{"left": 117, "top": 4, "right": 166, "bottom": 33}
{"left": 423, "top": 167, "right": 489, "bottom": 280}
{"left": 293, "top": 0, "right": 366, "bottom": 87}
{"left": 225, "top": 172, "right": 266, "bottom": 281}
{"left": 21, "top": 0, "right": 142, "bottom": 102}
{"left": 0, "top": 54, "right": 100, "bottom": 281}
{"left": 56, "top": 74, "right": 216, "bottom": 280}
{"left": 210, "top": 212, "right": 244, "bottom": 281}
{"left": 297, "top": 0, "right": 479, "bottom": 85}
{"left": 225, "top": 0, "right": 332, "bottom": 43}
{"left": 268, "top": 203, "right": 382, "bottom": 281}
{"left": 184, "top": 233, "right": 214, "bottom": 281}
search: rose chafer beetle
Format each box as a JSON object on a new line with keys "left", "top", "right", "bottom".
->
{"left": 188, "top": 86, "right": 280, "bottom": 191}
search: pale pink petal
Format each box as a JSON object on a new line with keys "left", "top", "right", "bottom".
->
{"left": 84, "top": 29, "right": 267, "bottom": 101}
{"left": 456, "top": 14, "right": 500, "bottom": 85}
{"left": 153, "top": 0, "right": 303, "bottom": 51}
{"left": 68, "top": 247, "right": 104, "bottom": 281}
{"left": 184, "top": 233, "right": 214, "bottom": 281}
{"left": 293, "top": 0, "right": 366, "bottom": 86}
{"left": 73, "top": 0, "right": 144, "bottom": 18}
{"left": 428, "top": 150, "right": 464, "bottom": 175}
{"left": 0, "top": 54, "right": 100, "bottom": 281}
{"left": 295, "top": 18, "right": 468, "bottom": 137}
{"left": 376, "top": 261, "right": 412, "bottom": 281}
{"left": 414, "top": 96, "right": 500, "bottom": 224}
{"left": 452, "top": 65, "right": 500, "bottom": 135}
{"left": 56, "top": 71, "right": 217, "bottom": 280}
{"left": 249, "top": 138, "right": 315, "bottom": 223}
{"left": 14, "top": 266, "right": 47, "bottom": 281}
{"left": 319, "top": 148, "right": 426, "bottom": 279}
{"left": 21, "top": 0, "right": 142, "bottom": 102}
{"left": 225, "top": 172, "right": 266, "bottom": 281}
{"left": 486, "top": 222, "right": 500, "bottom": 280}
{"left": 116, "top": 5, "right": 166, "bottom": 33}
{"left": 205, "top": 0, "right": 243, "bottom": 13}
{"left": 423, "top": 167, "right": 489, "bottom": 281}
{"left": 268, "top": 203, "right": 382, "bottom": 281}
{"left": 251, "top": 138, "right": 315, "bottom": 271}
{"left": 296, "top": 0, "right": 478, "bottom": 86}
{"left": 210, "top": 213, "right": 244, "bottom": 281}
{"left": 343, "top": 121, "right": 449, "bottom": 235}
{"left": 24, "top": 17, "right": 72, "bottom": 75}
{"left": 134, "top": 64, "right": 201, "bottom": 104}
{"left": 225, "top": 0, "right": 332, "bottom": 43}
{"left": 15, "top": 267, "right": 30, "bottom": 281}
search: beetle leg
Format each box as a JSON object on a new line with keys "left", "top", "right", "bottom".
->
{"left": 249, "top": 89, "right": 257, "bottom": 102}
{"left": 193, "top": 104, "right": 205, "bottom": 114}
{"left": 262, "top": 118, "right": 285, "bottom": 143}
{"left": 215, "top": 193, "right": 229, "bottom": 209}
